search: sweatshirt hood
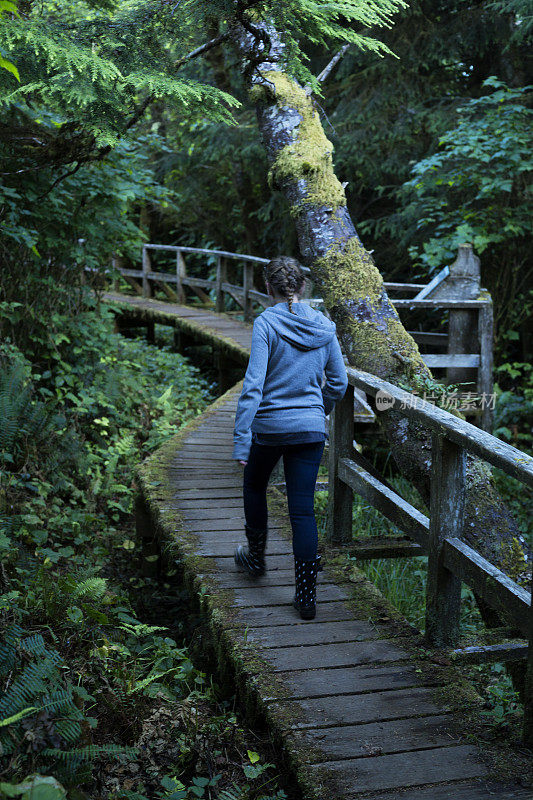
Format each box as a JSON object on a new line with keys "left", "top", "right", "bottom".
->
{"left": 261, "top": 303, "right": 336, "bottom": 351}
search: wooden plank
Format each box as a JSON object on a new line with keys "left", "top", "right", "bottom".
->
{"left": 443, "top": 538, "right": 530, "bottom": 637}
{"left": 524, "top": 570, "right": 533, "bottom": 745}
{"left": 408, "top": 331, "right": 449, "bottom": 346}
{"left": 393, "top": 299, "right": 488, "bottom": 309}
{"left": 233, "top": 600, "right": 355, "bottom": 628}
{"left": 327, "top": 385, "right": 354, "bottom": 543}
{"left": 412, "top": 265, "right": 450, "bottom": 300}
{"left": 478, "top": 302, "right": 494, "bottom": 432}
{"left": 341, "top": 536, "right": 423, "bottom": 559}
{"left": 179, "top": 275, "right": 213, "bottom": 290}
{"left": 425, "top": 434, "right": 464, "bottom": 647}
{"left": 264, "top": 639, "right": 407, "bottom": 671}
{"left": 231, "top": 583, "right": 347, "bottom": 609}
{"left": 424, "top": 354, "right": 480, "bottom": 369}
{"left": 245, "top": 619, "right": 379, "bottom": 648}
{"left": 176, "top": 450, "right": 233, "bottom": 459}
{"left": 169, "top": 468, "right": 238, "bottom": 477}
{"left": 213, "top": 554, "right": 292, "bottom": 572}
{"left": 215, "top": 255, "right": 226, "bottom": 312}
{"left": 173, "top": 487, "right": 242, "bottom": 497}
{"left": 193, "top": 531, "right": 286, "bottom": 544}
{"left": 361, "top": 783, "right": 531, "bottom": 800}
{"left": 272, "top": 663, "right": 431, "bottom": 700}
{"left": 346, "top": 367, "right": 533, "bottom": 487}
{"left": 451, "top": 642, "right": 528, "bottom": 663}
{"left": 144, "top": 243, "right": 268, "bottom": 265}
{"left": 308, "top": 745, "right": 486, "bottom": 795}
{"left": 209, "top": 568, "right": 333, "bottom": 589}
{"left": 298, "top": 713, "right": 461, "bottom": 759}
{"left": 184, "top": 520, "right": 282, "bottom": 532}
{"left": 271, "top": 686, "right": 439, "bottom": 728}
{"left": 194, "top": 540, "right": 290, "bottom": 557}
{"left": 177, "top": 498, "right": 243, "bottom": 509}
{"left": 181, "top": 510, "right": 248, "bottom": 522}
{"left": 172, "top": 481, "right": 241, "bottom": 491}
{"left": 338, "top": 457, "right": 429, "bottom": 547}
{"left": 183, "top": 436, "right": 235, "bottom": 444}
{"left": 243, "top": 261, "right": 253, "bottom": 322}
{"left": 141, "top": 246, "right": 152, "bottom": 297}
{"left": 384, "top": 282, "right": 426, "bottom": 291}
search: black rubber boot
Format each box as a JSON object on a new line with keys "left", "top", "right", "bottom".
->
{"left": 293, "top": 556, "right": 321, "bottom": 620}
{"left": 234, "top": 524, "right": 267, "bottom": 576}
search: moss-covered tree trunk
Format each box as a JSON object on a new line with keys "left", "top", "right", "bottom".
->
{"left": 232, "top": 21, "right": 529, "bottom": 626}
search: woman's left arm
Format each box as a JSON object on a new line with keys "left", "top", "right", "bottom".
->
{"left": 232, "top": 317, "right": 269, "bottom": 461}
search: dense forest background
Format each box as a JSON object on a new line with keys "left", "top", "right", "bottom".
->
{"left": 0, "top": 0, "right": 531, "bottom": 797}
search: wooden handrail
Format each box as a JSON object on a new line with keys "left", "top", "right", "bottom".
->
{"left": 327, "top": 371, "right": 532, "bottom": 742}
{"left": 345, "top": 367, "right": 533, "bottom": 486}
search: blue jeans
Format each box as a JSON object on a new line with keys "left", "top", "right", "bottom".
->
{"left": 242, "top": 440, "right": 325, "bottom": 560}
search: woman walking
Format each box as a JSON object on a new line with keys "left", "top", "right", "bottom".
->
{"left": 232, "top": 256, "right": 348, "bottom": 620}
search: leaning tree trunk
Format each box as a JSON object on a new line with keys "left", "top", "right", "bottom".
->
{"left": 231, "top": 20, "right": 529, "bottom": 650}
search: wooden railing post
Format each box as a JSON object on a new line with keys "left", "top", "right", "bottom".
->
{"left": 176, "top": 249, "right": 186, "bottom": 304}
{"left": 243, "top": 261, "right": 253, "bottom": 322}
{"left": 216, "top": 256, "right": 227, "bottom": 312}
{"left": 523, "top": 569, "right": 533, "bottom": 746}
{"left": 425, "top": 432, "right": 464, "bottom": 646}
{"left": 142, "top": 246, "right": 152, "bottom": 297}
{"left": 327, "top": 383, "right": 354, "bottom": 544}
{"left": 478, "top": 301, "right": 494, "bottom": 432}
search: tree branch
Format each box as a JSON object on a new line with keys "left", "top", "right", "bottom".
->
{"left": 316, "top": 44, "right": 350, "bottom": 83}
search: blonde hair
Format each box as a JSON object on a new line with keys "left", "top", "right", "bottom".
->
{"left": 264, "top": 256, "right": 305, "bottom": 314}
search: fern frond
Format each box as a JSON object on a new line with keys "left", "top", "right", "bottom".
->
{"left": 41, "top": 743, "right": 138, "bottom": 761}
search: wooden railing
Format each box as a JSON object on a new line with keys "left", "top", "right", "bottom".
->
{"left": 102, "top": 241, "right": 494, "bottom": 430}
{"left": 116, "top": 243, "right": 431, "bottom": 316}
{"left": 327, "top": 366, "right": 533, "bottom": 741}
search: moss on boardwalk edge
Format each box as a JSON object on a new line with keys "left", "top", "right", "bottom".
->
{"left": 132, "top": 371, "right": 531, "bottom": 796}
{"left": 103, "top": 293, "right": 251, "bottom": 364}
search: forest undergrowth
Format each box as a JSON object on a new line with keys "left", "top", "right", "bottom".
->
{"left": 0, "top": 292, "right": 291, "bottom": 800}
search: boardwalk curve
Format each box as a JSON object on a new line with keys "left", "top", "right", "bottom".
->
{"left": 104, "top": 292, "right": 530, "bottom": 800}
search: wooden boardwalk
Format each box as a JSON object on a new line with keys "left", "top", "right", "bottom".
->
{"left": 105, "top": 293, "right": 530, "bottom": 800}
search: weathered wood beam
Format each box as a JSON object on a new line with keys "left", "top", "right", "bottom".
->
{"left": 327, "top": 385, "right": 354, "bottom": 544}
{"left": 451, "top": 642, "right": 528, "bottom": 664}
{"left": 443, "top": 537, "right": 530, "bottom": 637}
{"left": 338, "top": 457, "right": 429, "bottom": 549}
{"left": 425, "top": 434, "right": 464, "bottom": 647}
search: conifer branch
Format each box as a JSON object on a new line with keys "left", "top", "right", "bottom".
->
{"left": 32, "top": 29, "right": 235, "bottom": 199}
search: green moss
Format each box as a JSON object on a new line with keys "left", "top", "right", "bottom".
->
{"left": 313, "top": 237, "right": 428, "bottom": 380}
{"left": 498, "top": 537, "right": 530, "bottom": 588}
{"left": 259, "top": 71, "right": 347, "bottom": 212}
{"left": 104, "top": 295, "right": 251, "bottom": 365}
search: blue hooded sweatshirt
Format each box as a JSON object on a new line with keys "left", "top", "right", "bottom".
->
{"left": 232, "top": 301, "right": 348, "bottom": 461}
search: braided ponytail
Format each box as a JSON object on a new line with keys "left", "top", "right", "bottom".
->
{"left": 264, "top": 256, "right": 305, "bottom": 314}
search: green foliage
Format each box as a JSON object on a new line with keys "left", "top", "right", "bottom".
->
{"left": 0, "top": 1, "right": 239, "bottom": 148}
{"left": 248, "top": 0, "right": 408, "bottom": 92}
{"left": 0, "top": 774, "right": 67, "bottom": 800}
{"left": 0, "top": 0, "right": 19, "bottom": 81}
{"left": 0, "top": 295, "right": 216, "bottom": 787}
{"left": 399, "top": 78, "right": 532, "bottom": 270}
{"left": 0, "top": 625, "right": 137, "bottom": 781}
{"left": 0, "top": 109, "right": 172, "bottom": 268}
{"left": 494, "top": 362, "right": 533, "bottom": 452}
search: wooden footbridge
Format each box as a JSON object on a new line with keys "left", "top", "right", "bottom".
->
{"left": 96, "top": 246, "right": 532, "bottom": 800}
